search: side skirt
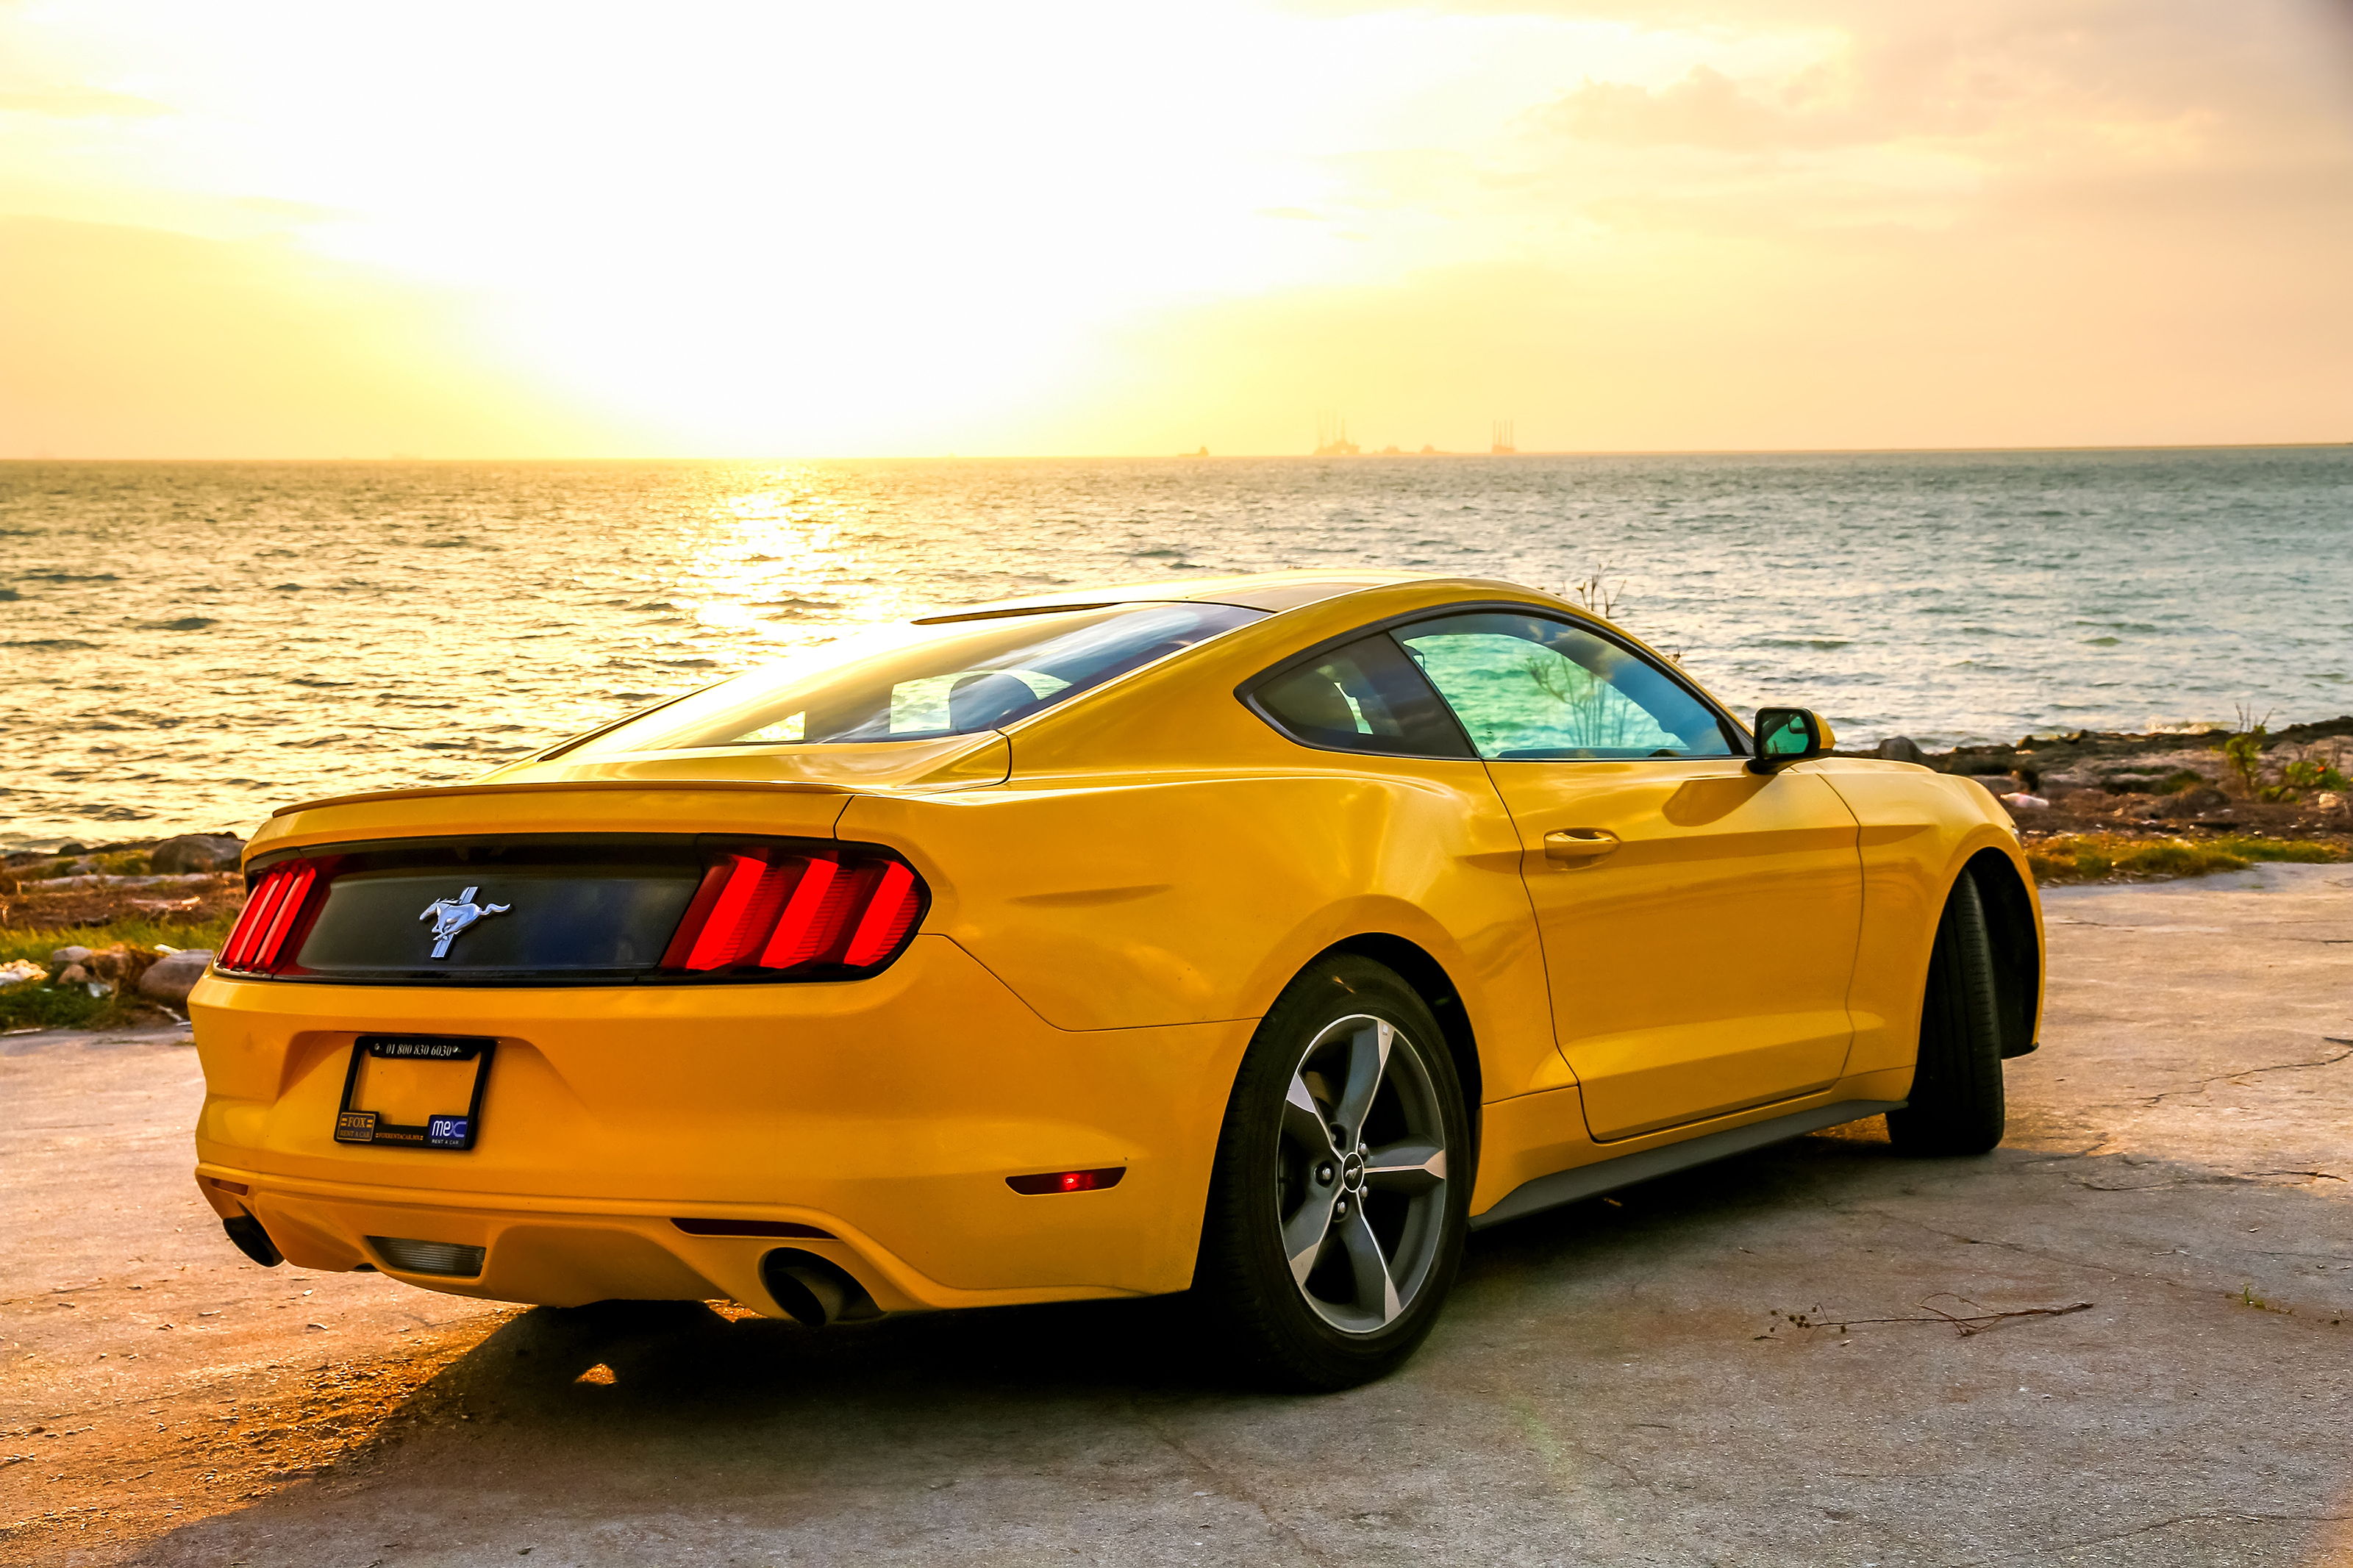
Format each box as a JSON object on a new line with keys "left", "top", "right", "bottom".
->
{"left": 1468, "top": 1098, "right": 1907, "bottom": 1231}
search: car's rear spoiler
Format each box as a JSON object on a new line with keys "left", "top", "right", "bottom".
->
{"left": 268, "top": 778, "right": 852, "bottom": 818}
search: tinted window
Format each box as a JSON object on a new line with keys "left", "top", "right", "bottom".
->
{"left": 1394, "top": 612, "right": 1737, "bottom": 761}
{"left": 567, "top": 602, "right": 1266, "bottom": 753}
{"left": 1250, "top": 633, "right": 1473, "bottom": 758}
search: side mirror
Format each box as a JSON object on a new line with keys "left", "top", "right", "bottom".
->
{"left": 1748, "top": 707, "right": 1837, "bottom": 774}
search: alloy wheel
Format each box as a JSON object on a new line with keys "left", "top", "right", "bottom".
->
{"left": 1274, "top": 1013, "right": 1451, "bottom": 1334}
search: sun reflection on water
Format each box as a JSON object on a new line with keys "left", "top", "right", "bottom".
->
{"left": 3, "top": 449, "right": 2349, "bottom": 849}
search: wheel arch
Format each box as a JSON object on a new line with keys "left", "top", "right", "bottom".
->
{"left": 1312, "top": 933, "right": 1483, "bottom": 1164}
{"left": 1960, "top": 846, "right": 2041, "bottom": 1058}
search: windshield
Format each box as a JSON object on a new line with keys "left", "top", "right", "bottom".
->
{"left": 560, "top": 601, "right": 1268, "bottom": 754}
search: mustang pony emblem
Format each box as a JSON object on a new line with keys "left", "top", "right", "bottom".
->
{"left": 420, "top": 886, "right": 511, "bottom": 959}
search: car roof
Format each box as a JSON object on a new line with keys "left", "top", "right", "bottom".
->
{"left": 907, "top": 568, "right": 1438, "bottom": 623}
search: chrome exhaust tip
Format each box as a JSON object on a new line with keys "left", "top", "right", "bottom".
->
{"left": 221, "top": 1213, "right": 283, "bottom": 1267}
{"left": 760, "top": 1247, "right": 879, "bottom": 1326}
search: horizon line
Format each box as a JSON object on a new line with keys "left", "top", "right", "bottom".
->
{"left": 2, "top": 439, "right": 2349, "bottom": 463}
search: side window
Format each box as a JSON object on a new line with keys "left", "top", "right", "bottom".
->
{"left": 1249, "top": 633, "right": 1473, "bottom": 759}
{"left": 1394, "top": 612, "right": 1738, "bottom": 761}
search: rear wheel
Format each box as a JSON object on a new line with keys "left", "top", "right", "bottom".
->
{"left": 1196, "top": 956, "right": 1469, "bottom": 1390}
{"left": 1887, "top": 869, "right": 2006, "bottom": 1156}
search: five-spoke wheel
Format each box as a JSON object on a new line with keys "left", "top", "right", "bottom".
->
{"left": 1198, "top": 956, "right": 1470, "bottom": 1389}
{"left": 1277, "top": 1014, "right": 1452, "bottom": 1333}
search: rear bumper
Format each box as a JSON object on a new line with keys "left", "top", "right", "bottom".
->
{"left": 190, "top": 934, "right": 1254, "bottom": 1312}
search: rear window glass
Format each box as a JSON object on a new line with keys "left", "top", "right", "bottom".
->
{"left": 561, "top": 602, "right": 1266, "bottom": 753}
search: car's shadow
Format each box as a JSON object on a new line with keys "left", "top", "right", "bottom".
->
{"left": 406, "top": 1125, "right": 1914, "bottom": 1415}
{"left": 136, "top": 1125, "right": 2268, "bottom": 1565}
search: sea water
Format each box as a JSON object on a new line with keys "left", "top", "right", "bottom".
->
{"left": 3, "top": 447, "right": 2348, "bottom": 850}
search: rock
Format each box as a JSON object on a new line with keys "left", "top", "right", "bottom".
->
{"left": 138, "top": 949, "right": 214, "bottom": 1006}
{"left": 85, "top": 944, "right": 160, "bottom": 989}
{"left": 1999, "top": 792, "right": 2052, "bottom": 811}
{"left": 2316, "top": 792, "right": 2346, "bottom": 812}
{"left": 51, "top": 945, "right": 93, "bottom": 967}
{"left": 1875, "top": 737, "right": 1930, "bottom": 766}
{"left": 0, "top": 959, "right": 43, "bottom": 987}
{"left": 2164, "top": 785, "right": 2229, "bottom": 816}
{"left": 1970, "top": 773, "right": 2032, "bottom": 798}
{"left": 55, "top": 962, "right": 90, "bottom": 985}
{"left": 150, "top": 833, "right": 243, "bottom": 874}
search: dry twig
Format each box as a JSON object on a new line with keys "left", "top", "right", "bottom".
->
{"left": 1774, "top": 1295, "right": 2094, "bottom": 1337}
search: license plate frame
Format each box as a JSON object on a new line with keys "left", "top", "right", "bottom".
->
{"left": 334, "top": 1034, "right": 496, "bottom": 1151}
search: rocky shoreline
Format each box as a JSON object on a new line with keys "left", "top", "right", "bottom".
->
{"left": 3, "top": 717, "right": 2347, "bottom": 936}
{"left": 1852, "top": 714, "right": 2353, "bottom": 846}
{"left": 0, "top": 834, "right": 245, "bottom": 1030}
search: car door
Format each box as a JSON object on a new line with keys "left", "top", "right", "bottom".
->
{"left": 1393, "top": 609, "right": 1864, "bottom": 1142}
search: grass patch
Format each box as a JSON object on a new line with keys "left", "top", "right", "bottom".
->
{"left": 0, "top": 912, "right": 239, "bottom": 967}
{"left": 0, "top": 912, "right": 238, "bottom": 1032}
{"left": 0, "top": 980, "right": 124, "bottom": 1031}
{"left": 2026, "top": 833, "right": 2349, "bottom": 885}
{"left": 9, "top": 849, "right": 154, "bottom": 881}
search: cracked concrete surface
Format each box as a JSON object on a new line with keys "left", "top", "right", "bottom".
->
{"left": 5, "top": 861, "right": 2352, "bottom": 1566}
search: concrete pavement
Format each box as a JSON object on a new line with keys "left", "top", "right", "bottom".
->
{"left": 5, "top": 862, "right": 2351, "bottom": 1567}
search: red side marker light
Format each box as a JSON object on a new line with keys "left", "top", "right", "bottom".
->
{"left": 1006, "top": 1167, "right": 1127, "bottom": 1195}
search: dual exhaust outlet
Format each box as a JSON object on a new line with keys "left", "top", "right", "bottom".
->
{"left": 220, "top": 1212, "right": 877, "bottom": 1328}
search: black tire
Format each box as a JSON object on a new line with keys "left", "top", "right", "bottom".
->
{"left": 1195, "top": 955, "right": 1471, "bottom": 1391}
{"left": 1886, "top": 868, "right": 2007, "bottom": 1156}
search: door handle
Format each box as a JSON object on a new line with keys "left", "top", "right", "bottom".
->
{"left": 1543, "top": 828, "right": 1621, "bottom": 862}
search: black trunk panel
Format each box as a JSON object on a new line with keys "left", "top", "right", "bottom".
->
{"left": 296, "top": 867, "right": 701, "bottom": 977}
{"left": 268, "top": 836, "right": 725, "bottom": 984}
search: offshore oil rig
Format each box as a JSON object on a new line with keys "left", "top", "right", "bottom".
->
{"left": 1307, "top": 415, "right": 1516, "bottom": 454}
{"left": 1313, "top": 413, "right": 1360, "bottom": 457}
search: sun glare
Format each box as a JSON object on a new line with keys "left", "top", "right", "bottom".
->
{"left": 3, "top": 1, "right": 2349, "bottom": 454}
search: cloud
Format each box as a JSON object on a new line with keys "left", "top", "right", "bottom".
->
{"left": 1529, "top": 0, "right": 2353, "bottom": 167}
{"left": 1549, "top": 65, "right": 1847, "bottom": 149}
{"left": 2, "top": 0, "right": 2350, "bottom": 453}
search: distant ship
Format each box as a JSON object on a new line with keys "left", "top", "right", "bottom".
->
{"left": 1491, "top": 419, "right": 1515, "bottom": 454}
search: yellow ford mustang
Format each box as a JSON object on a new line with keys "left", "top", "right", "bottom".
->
{"left": 190, "top": 570, "right": 2041, "bottom": 1388}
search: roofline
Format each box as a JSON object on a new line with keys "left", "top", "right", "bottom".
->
{"left": 901, "top": 569, "right": 1440, "bottom": 623}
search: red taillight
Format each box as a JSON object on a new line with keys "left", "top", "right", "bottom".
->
{"left": 661, "top": 847, "right": 925, "bottom": 977}
{"left": 843, "top": 861, "right": 921, "bottom": 967}
{"left": 218, "top": 862, "right": 316, "bottom": 974}
{"left": 759, "top": 855, "right": 839, "bottom": 967}
{"left": 1007, "top": 1167, "right": 1127, "bottom": 1195}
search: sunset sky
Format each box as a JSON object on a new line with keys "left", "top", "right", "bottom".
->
{"left": 4, "top": 0, "right": 2351, "bottom": 458}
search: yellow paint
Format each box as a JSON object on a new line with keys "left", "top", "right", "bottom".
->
{"left": 1818, "top": 761, "right": 2044, "bottom": 1078}
{"left": 193, "top": 571, "right": 2040, "bottom": 1317}
{"left": 1485, "top": 759, "right": 1863, "bottom": 1140}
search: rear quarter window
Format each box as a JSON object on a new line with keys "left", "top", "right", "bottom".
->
{"left": 1246, "top": 633, "right": 1473, "bottom": 759}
